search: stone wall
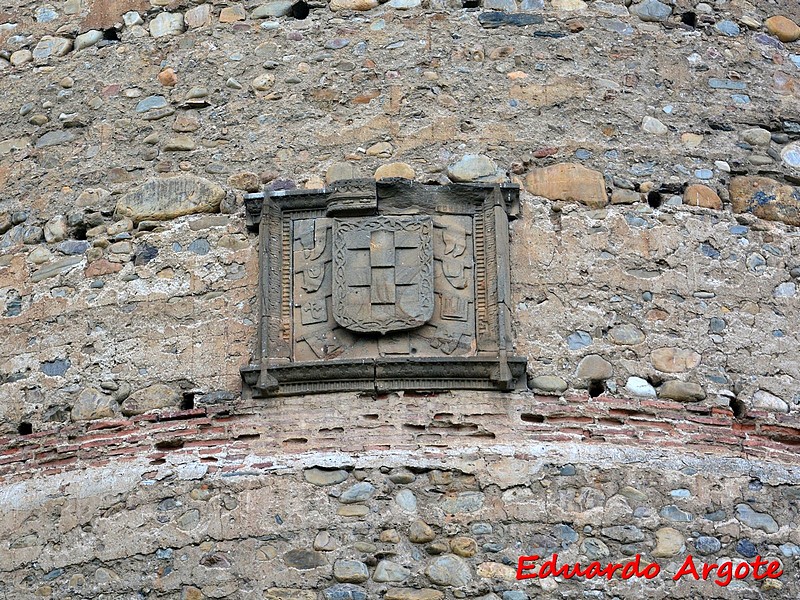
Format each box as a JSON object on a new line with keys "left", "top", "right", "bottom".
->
{"left": 1, "top": 0, "right": 800, "bottom": 597}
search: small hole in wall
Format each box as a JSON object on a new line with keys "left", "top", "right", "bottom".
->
{"left": 291, "top": 1, "right": 310, "bottom": 19}
{"left": 180, "top": 393, "right": 195, "bottom": 410}
{"left": 681, "top": 12, "right": 697, "bottom": 27}
{"left": 647, "top": 191, "right": 663, "bottom": 208}
{"left": 18, "top": 422, "right": 32, "bottom": 435}
{"left": 103, "top": 28, "right": 120, "bottom": 41}
{"left": 72, "top": 224, "right": 87, "bottom": 240}
{"left": 520, "top": 413, "right": 545, "bottom": 423}
{"left": 588, "top": 380, "right": 606, "bottom": 398}
{"left": 729, "top": 397, "right": 747, "bottom": 419}
{"left": 462, "top": 0, "right": 480, "bottom": 7}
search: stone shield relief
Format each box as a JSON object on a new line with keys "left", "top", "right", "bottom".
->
{"left": 241, "top": 179, "right": 527, "bottom": 397}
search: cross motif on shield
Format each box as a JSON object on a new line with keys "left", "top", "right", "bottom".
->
{"left": 332, "top": 216, "right": 434, "bottom": 335}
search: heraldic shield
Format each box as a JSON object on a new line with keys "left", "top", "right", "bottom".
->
{"left": 333, "top": 215, "right": 434, "bottom": 335}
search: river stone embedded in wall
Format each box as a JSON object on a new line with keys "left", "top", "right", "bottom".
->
{"left": 752, "top": 390, "right": 789, "bottom": 413}
{"left": 304, "top": 468, "right": 349, "bottom": 486}
{"left": 71, "top": 387, "right": 118, "bottom": 421}
{"left": 730, "top": 176, "right": 800, "bottom": 226}
{"left": 658, "top": 380, "right": 706, "bottom": 402}
{"left": 425, "top": 554, "right": 472, "bottom": 586}
{"left": 120, "top": 383, "right": 181, "bottom": 415}
{"left": 446, "top": 154, "right": 501, "bottom": 182}
{"left": 333, "top": 559, "right": 369, "bottom": 583}
{"left": 650, "top": 347, "right": 701, "bottom": 373}
{"left": 339, "top": 482, "right": 375, "bottom": 503}
{"left": 735, "top": 503, "right": 779, "bottom": 533}
{"left": 652, "top": 527, "right": 684, "bottom": 557}
{"left": 115, "top": 175, "right": 225, "bottom": 223}
{"left": 575, "top": 354, "right": 613, "bottom": 380}
{"left": 373, "top": 560, "right": 410, "bottom": 582}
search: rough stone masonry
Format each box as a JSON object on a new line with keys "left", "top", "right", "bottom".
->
{"left": 0, "top": 0, "right": 799, "bottom": 598}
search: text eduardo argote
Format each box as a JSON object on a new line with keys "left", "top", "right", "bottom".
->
{"left": 517, "top": 553, "right": 783, "bottom": 587}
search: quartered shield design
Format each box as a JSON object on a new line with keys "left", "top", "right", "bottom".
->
{"left": 333, "top": 215, "right": 434, "bottom": 334}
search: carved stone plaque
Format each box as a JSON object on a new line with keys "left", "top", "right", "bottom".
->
{"left": 333, "top": 216, "right": 434, "bottom": 334}
{"left": 241, "top": 178, "right": 527, "bottom": 397}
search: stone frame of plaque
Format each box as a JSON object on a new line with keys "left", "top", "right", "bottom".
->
{"left": 241, "top": 178, "right": 527, "bottom": 397}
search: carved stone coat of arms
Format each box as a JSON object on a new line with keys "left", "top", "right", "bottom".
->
{"left": 241, "top": 178, "right": 527, "bottom": 397}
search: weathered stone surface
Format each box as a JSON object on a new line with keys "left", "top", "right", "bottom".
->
{"left": 83, "top": 0, "right": 149, "bottom": 29}
{"left": 43, "top": 216, "right": 67, "bottom": 243}
{"left": 524, "top": 163, "right": 607, "bottom": 208}
{"left": 373, "top": 560, "right": 410, "bottom": 582}
{"left": 120, "top": 384, "right": 181, "bottom": 415}
{"left": 611, "top": 188, "right": 639, "bottom": 204}
{"left": 375, "top": 162, "right": 415, "bottom": 180}
{"left": 440, "top": 491, "right": 484, "bottom": 513}
{"left": 449, "top": 537, "right": 478, "bottom": 558}
{"left": 228, "top": 172, "right": 261, "bottom": 192}
{"left": 529, "top": 375, "right": 567, "bottom": 395}
{"left": 652, "top": 527, "right": 684, "bottom": 558}
{"left": 395, "top": 489, "right": 417, "bottom": 512}
{"left": 426, "top": 555, "right": 472, "bottom": 586}
{"left": 735, "top": 503, "right": 779, "bottom": 533}
{"left": 150, "top": 12, "right": 184, "bottom": 38}
{"left": 766, "top": 16, "right": 800, "bottom": 43}
{"left": 695, "top": 536, "right": 721, "bottom": 555}
{"left": 630, "top": 0, "right": 671, "bottom": 22}
{"left": 684, "top": 184, "right": 722, "bottom": 209}
{"left": 32, "top": 37, "right": 72, "bottom": 61}
{"left": 625, "top": 377, "right": 656, "bottom": 398}
{"left": 253, "top": 1, "right": 294, "bottom": 18}
{"left": 333, "top": 560, "right": 369, "bottom": 583}
{"left": 447, "top": 155, "right": 500, "bottom": 183}
{"left": 329, "top": 0, "right": 378, "bottom": 11}
{"left": 265, "top": 589, "right": 316, "bottom": 600}
{"left": 650, "top": 348, "right": 701, "bottom": 373}
{"left": 31, "top": 256, "right": 83, "bottom": 282}
{"left": 384, "top": 590, "right": 443, "bottom": 600}
{"left": 575, "top": 354, "right": 613, "bottom": 380}
{"left": 409, "top": 520, "right": 436, "bottom": 543}
{"left": 323, "top": 584, "right": 366, "bottom": 600}
{"left": 608, "top": 324, "right": 645, "bottom": 345}
{"left": 741, "top": 128, "right": 772, "bottom": 146}
{"left": 752, "top": 390, "right": 789, "bottom": 413}
{"left": 339, "top": 482, "right": 375, "bottom": 503}
{"left": 71, "top": 388, "right": 118, "bottom": 421}
{"left": 74, "top": 30, "right": 103, "bottom": 52}
{"left": 185, "top": 4, "right": 212, "bottom": 27}
{"left": 0, "top": 137, "right": 28, "bottom": 155}
{"left": 658, "top": 380, "right": 706, "bottom": 402}
{"left": 304, "top": 468, "right": 349, "bottom": 486}
{"left": 284, "top": 549, "right": 327, "bottom": 569}
{"left": 326, "top": 162, "right": 361, "bottom": 183}
{"left": 219, "top": 5, "right": 246, "bottom": 22}
{"left": 642, "top": 116, "right": 668, "bottom": 135}
{"left": 35, "top": 131, "right": 76, "bottom": 148}
{"left": 601, "top": 525, "right": 644, "bottom": 543}
{"left": 115, "top": 176, "right": 225, "bottom": 223}
{"left": 476, "top": 561, "right": 516, "bottom": 580}
{"left": 730, "top": 176, "right": 800, "bottom": 227}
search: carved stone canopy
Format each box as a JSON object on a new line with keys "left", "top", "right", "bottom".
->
{"left": 241, "top": 178, "right": 527, "bottom": 397}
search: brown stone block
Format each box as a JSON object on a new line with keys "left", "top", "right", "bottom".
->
{"left": 730, "top": 176, "right": 800, "bottom": 226}
{"left": 509, "top": 78, "right": 587, "bottom": 106}
{"left": 524, "top": 163, "right": 607, "bottom": 208}
{"left": 684, "top": 184, "right": 722, "bottom": 209}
